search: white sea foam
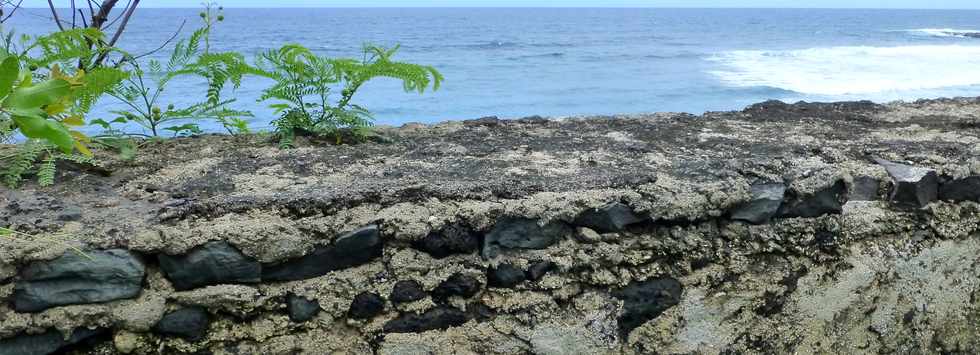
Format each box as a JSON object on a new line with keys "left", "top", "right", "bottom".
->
{"left": 708, "top": 45, "right": 980, "bottom": 95}
{"left": 904, "top": 28, "right": 980, "bottom": 38}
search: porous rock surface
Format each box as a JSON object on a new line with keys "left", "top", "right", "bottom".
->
{"left": 2, "top": 98, "right": 980, "bottom": 354}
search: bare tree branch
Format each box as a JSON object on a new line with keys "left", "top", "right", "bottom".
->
{"left": 90, "top": 0, "right": 120, "bottom": 29}
{"left": 103, "top": 0, "right": 131, "bottom": 30}
{"left": 47, "top": 0, "right": 66, "bottom": 31}
{"left": 117, "top": 18, "right": 185, "bottom": 67}
{"left": 71, "top": 0, "right": 77, "bottom": 28}
{"left": 93, "top": 0, "right": 139, "bottom": 67}
{"left": 78, "top": 8, "right": 88, "bottom": 27}
{"left": 1, "top": 0, "right": 25, "bottom": 23}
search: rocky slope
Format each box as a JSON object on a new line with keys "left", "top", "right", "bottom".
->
{"left": 1, "top": 97, "right": 980, "bottom": 354}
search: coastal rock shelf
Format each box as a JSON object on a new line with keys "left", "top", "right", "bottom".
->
{"left": 1, "top": 98, "right": 980, "bottom": 354}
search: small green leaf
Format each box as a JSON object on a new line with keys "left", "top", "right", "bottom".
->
{"left": 3, "top": 78, "right": 71, "bottom": 111}
{"left": 0, "top": 56, "right": 19, "bottom": 99}
{"left": 11, "top": 114, "right": 75, "bottom": 153}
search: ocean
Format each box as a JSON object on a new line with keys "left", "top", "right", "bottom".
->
{"left": 6, "top": 7, "right": 980, "bottom": 133}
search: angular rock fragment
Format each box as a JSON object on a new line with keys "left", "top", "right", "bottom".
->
{"left": 482, "top": 218, "right": 569, "bottom": 259}
{"left": 850, "top": 176, "right": 882, "bottom": 201}
{"left": 12, "top": 249, "right": 145, "bottom": 312}
{"left": 612, "top": 277, "right": 683, "bottom": 336}
{"left": 939, "top": 176, "right": 980, "bottom": 202}
{"left": 159, "top": 241, "right": 261, "bottom": 291}
{"left": 262, "top": 225, "right": 382, "bottom": 281}
{"left": 573, "top": 202, "right": 645, "bottom": 233}
{"left": 486, "top": 263, "right": 526, "bottom": 288}
{"left": 154, "top": 307, "right": 210, "bottom": 341}
{"left": 875, "top": 159, "right": 938, "bottom": 209}
{"left": 432, "top": 273, "right": 482, "bottom": 300}
{"left": 0, "top": 328, "right": 103, "bottom": 355}
{"left": 348, "top": 292, "right": 385, "bottom": 319}
{"left": 382, "top": 307, "right": 469, "bottom": 333}
{"left": 731, "top": 183, "right": 785, "bottom": 224}
{"left": 526, "top": 260, "right": 556, "bottom": 281}
{"left": 287, "top": 293, "right": 320, "bottom": 323}
{"left": 390, "top": 280, "right": 426, "bottom": 303}
{"left": 778, "top": 180, "right": 847, "bottom": 218}
{"left": 412, "top": 226, "right": 480, "bottom": 259}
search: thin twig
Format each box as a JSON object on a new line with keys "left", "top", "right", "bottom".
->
{"left": 103, "top": 0, "right": 131, "bottom": 30}
{"left": 118, "top": 18, "right": 185, "bottom": 66}
{"left": 46, "top": 0, "right": 65, "bottom": 31}
{"left": 1, "top": 0, "right": 24, "bottom": 23}
{"left": 70, "top": 0, "right": 76, "bottom": 28}
{"left": 78, "top": 8, "right": 88, "bottom": 27}
{"left": 93, "top": 0, "right": 138, "bottom": 67}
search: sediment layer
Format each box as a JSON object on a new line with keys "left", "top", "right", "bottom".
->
{"left": 1, "top": 98, "right": 980, "bottom": 354}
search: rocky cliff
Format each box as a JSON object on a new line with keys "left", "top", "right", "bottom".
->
{"left": 1, "top": 97, "right": 979, "bottom": 354}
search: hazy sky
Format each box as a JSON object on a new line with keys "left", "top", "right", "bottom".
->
{"left": 13, "top": 0, "right": 980, "bottom": 9}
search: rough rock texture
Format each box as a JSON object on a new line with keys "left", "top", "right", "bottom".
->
{"left": 2, "top": 98, "right": 980, "bottom": 354}
{"left": 286, "top": 293, "right": 320, "bottom": 323}
{"left": 158, "top": 241, "right": 261, "bottom": 291}
{"left": 11, "top": 249, "right": 144, "bottom": 312}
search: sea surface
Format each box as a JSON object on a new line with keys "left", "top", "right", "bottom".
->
{"left": 6, "top": 8, "right": 980, "bottom": 133}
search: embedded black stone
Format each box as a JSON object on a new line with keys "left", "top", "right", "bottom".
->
{"left": 348, "top": 292, "right": 385, "bottom": 320}
{"left": 154, "top": 307, "right": 210, "bottom": 342}
{"left": 487, "top": 263, "right": 526, "bottom": 288}
{"left": 158, "top": 241, "right": 261, "bottom": 291}
{"left": 876, "top": 159, "right": 938, "bottom": 209}
{"left": 731, "top": 183, "right": 785, "bottom": 224}
{"left": 482, "top": 218, "right": 569, "bottom": 259}
{"left": 778, "top": 180, "right": 847, "bottom": 218}
{"left": 12, "top": 249, "right": 145, "bottom": 312}
{"left": 573, "top": 202, "right": 645, "bottom": 233}
{"left": 262, "top": 225, "right": 383, "bottom": 281}
{"left": 390, "top": 280, "right": 426, "bottom": 303}
{"left": 850, "top": 176, "right": 882, "bottom": 201}
{"left": 287, "top": 293, "right": 320, "bottom": 323}
{"left": 382, "top": 307, "right": 469, "bottom": 333}
{"left": 0, "top": 328, "right": 103, "bottom": 355}
{"left": 432, "top": 273, "right": 482, "bottom": 300}
{"left": 413, "top": 225, "right": 480, "bottom": 259}
{"left": 939, "top": 176, "right": 980, "bottom": 202}
{"left": 612, "top": 277, "right": 683, "bottom": 336}
{"left": 526, "top": 260, "right": 556, "bottom": 281}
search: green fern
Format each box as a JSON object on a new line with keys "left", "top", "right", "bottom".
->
{"left": 1, "top": 140, "right": 44, "bottom": 188}
{"left": 254, "top": 43, "right": 441, "bottom": 144}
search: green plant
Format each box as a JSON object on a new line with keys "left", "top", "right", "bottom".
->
{"left": 0, "top": 26, "right": 128, "bottom": 187}
{"left": 107, "top": 3, "right": 252, "bottom": 137}
{"left": 255, "top": 43, "right": 442, "bottom": 147}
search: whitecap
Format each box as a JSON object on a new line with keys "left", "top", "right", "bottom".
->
{"left": 707, "top": 45, "right": 980, "bottom": 95}
{"left": 904, "top": 28, "right": 980, "bottom": 38}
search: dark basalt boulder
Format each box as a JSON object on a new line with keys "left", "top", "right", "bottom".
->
{"left": 731, "top": 183, "right": 785, "bottom": 224}
{"left": 526, "top": 260, "right": 556, "bottom": 281}
{"left": 612, "top": 277, "right": 683, "bottom": 336}
{"left": 432, "top": 273, "right": 482, "bottom": 300}
{"left": 262, "top": 225, "right": 382, "bottom": 281}
{"left": 154, "top": 307, "right": 210, "bottom": 342}
{"left": 486, "top": 263, "right": 526, "bottom": 289}
{"left": 286, "top": 293, "right": 320, "bottom": 323}
{"left": 12, "top": 249, "right": 145, "bottom": 312}
{"left": 158, "top": 241, "right": 261, "bottom": 291}
{"left": 875, "top": 159, "right": 938, "bottom": 209}
{"left": 413, "top": 225, "right": 480, "bottom": 259}
{"left": 390, "top": 280, "right": 426, "bottom": 303}
{"left": 850, "top": 176, "right": 882, "bottom": 201}
{"left": 482, "top": 218, "right": 569, "bottom": 259}
{"left": 939, "top": 176, "right": 980, "bottom": 202}
{"left": 382, "top": 307, "right": 469, "bottom": 333}
{"left": 0, "top": 328, "right": 103, "bottom": 355}
{"left": 348, "top": 292, "right": 386, "bottom": 320}
{"left": 573, "top": 202, "right": 645, "bottom": 233}
{"left": 778, "top": 180, "right": 847, "bottom": 218}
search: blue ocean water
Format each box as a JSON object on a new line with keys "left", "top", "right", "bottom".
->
{"left": 6, "top": 7, "right": 980, "bottom": 133}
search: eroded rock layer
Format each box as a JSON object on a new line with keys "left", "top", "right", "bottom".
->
{"left": 2, "top": 98, "right": 980, "bottom": 354}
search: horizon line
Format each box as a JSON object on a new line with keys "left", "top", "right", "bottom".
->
{"left": 22, "top": 6, "right": 980, "bottom": 10}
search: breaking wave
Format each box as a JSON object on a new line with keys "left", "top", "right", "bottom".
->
{"left": 708, "top": 45, "right": 980, "bottom": 95}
